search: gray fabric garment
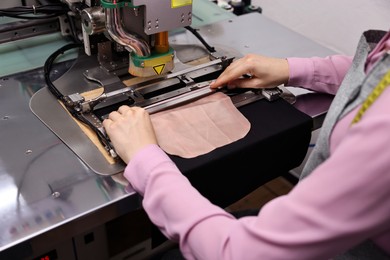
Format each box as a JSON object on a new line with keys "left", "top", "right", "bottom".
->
{"left": 299, "top": 30, "right": 390, "bottom": 259}
{"left": 300, "top": 30, "right": 386, "bottom": 179}
{"left": 333, "top": 240, "right": 390, "bottom": 260}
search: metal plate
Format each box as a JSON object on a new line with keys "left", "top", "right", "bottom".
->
{"left": 30, "top": 43, "right": 240, "bottom": 175}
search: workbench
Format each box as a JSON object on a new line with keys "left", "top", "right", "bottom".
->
{"left": 0, "top": 5, "right": 335, "bottom": 259}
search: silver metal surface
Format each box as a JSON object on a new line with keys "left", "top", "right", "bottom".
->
{"left": 81, "top": 7, "right": 106, "bottom": 35}
{"left": 0, "top": 18, "right": 60, "bottom": 44}
{"left": 0, "top": 12, "right": 336, "bottom": 255}
{"left": 170, "top": 12, "right": 335, "bottom": 59}
{"left": 30, "top": 86, "right": 127, "bottom": 176}
{"left": 0, "top": 77, "right": 138, "bottom": 253}
{"left": 144, "top": 81, "right": 216, "bottom": 114}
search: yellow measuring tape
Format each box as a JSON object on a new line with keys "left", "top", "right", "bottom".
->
{"left": 351, "top": 69, "right": 390, "bottom": 125}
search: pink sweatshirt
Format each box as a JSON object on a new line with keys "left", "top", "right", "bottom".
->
{"left": 125, "top": 31, "right": 390, "bottom": 259}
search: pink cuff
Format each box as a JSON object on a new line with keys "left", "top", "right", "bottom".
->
{"left": 124, "top": 144, "right": 170, "bottom": 195}
{"left": 287, "top": 57, "right": 316, "bottom": 89}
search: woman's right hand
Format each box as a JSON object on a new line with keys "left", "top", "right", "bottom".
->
{"left": 210, "top": 54, "right": 289, "bottom": 90}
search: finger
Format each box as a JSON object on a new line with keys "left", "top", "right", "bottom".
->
{"left": 228, "top": 77, "right": 263, "bottom": 89}
{"left": 131, "top": 106, "right": 150, "bottom": 118}
{"left": 210, "top": 61, "right": 241, "bottom": 88}
{"left": 108, "top": 110, "right": 121, "bottom": 120}
{"left": 213, "top": 62, "right": 253, "bottom": 88}
{"left": 212, "top": 70, "right": 242, "bottom": 88}
{"left": 117, "top": 105, "right": 132, "bottom": 114}
{"left": 102, "top": 118, "right": 111, "bottom": 128}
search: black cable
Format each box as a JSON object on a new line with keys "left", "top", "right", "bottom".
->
{"left": 0, "top": 3, "right": 69, "bottom": 20}
{"left": 185, "top": 26, "right": 216, "bottom": 53}
{"left": 44, "top": 42, "right": 82, "bottom": 100}
{"left": 1, "top": 3, "right": 80, "bottom": 43}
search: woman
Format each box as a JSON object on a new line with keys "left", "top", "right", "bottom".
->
{"left": 103, "top": 29, "right": 390, "bottom": 259}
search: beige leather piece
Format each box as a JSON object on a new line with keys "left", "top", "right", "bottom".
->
{"left": 151, "top": 92, "right": 251, "bottom": 158}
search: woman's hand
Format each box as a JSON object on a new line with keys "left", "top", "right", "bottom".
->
{"left": 210, "top": 54, "right": 289, "bottom": 90}
{"left": 103, "top": 105, "right": 157, "bottom": 164}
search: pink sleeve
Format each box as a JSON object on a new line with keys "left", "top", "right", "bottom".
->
{"left": 124, "top": 118, "right": 390, "bottom": 260}
{"left": 287, "top": 55, "right": 353, "bottom": 95}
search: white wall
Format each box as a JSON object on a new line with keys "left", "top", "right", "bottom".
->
{"left": 251, "top": 0, "right": 390, "bottom": 55}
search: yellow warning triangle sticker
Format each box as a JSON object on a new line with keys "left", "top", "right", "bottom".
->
{"left": 153, "top": 64, "right": 165, "bottom": 75}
